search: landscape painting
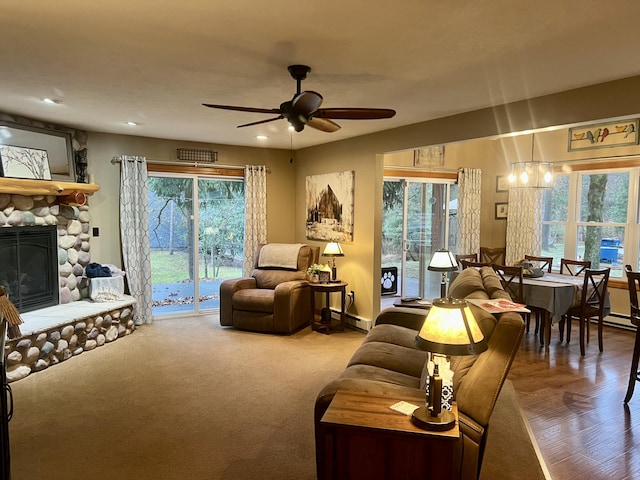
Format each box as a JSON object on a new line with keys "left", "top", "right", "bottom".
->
{"left": 306, "top": 170, "right": 354, "bottom": 242}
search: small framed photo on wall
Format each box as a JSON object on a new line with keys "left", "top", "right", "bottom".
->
{"left": 495, "top": 203, "right": 508, "bottom": 220}
{"left": 496, "top": 175, "right": 509, "bottom": 192}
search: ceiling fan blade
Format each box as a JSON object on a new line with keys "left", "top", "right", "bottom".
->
{"left": 237, "top": 116, "right": 283, "bottom": 128}
{"left": 307, "top": 117, "right": 341, "bottom": 133}
{"left": 314, "top": 108, "right": 396, "bottom": 120}
{"left": 292, "top": 91, "right": 323, "bottom": 115}
{"left": 202, "top": 104, "right": 281, "bottom": 115}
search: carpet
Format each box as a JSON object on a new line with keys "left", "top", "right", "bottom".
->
{"left": 7, "top": 316, "right": 547, "bottom": 479}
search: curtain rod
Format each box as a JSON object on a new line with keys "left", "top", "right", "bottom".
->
{"left": 110, "top": 157, "right": 270, "bottom": 172}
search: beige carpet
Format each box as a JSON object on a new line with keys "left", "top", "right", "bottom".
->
{"left": 8, "top": 316, "right": 546, "bottom": 479}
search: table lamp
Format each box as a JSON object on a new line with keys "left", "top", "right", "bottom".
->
{"left": 428, "top": 249, "right": 458, "bottom": 299}
{"left": 412, "top": 297, "right": 487, "bottom": 431}
{"left": 323, "top": 242, "right": 344, "bottom": 282}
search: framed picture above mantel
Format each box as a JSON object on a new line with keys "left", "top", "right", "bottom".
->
{"left": 0, "top": 145, "right": 51, "bottom": 180}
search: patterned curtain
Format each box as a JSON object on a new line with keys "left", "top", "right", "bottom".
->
{"left": 244, "top": 165, "right": 268, "bottom": 276}
{"left": 505, "top": 188, "right": 542, "bottom": 264}
{"left": 456, "top": 168, "right": 482, "bottom": 256}
{"left": 119, "top": 155, "right": 153, "bottom": 325}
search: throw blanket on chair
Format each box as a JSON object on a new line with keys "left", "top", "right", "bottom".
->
{"left": 258, "top": 243, "right": 305, "bottom": 269}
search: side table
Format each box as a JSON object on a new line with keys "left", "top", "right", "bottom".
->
{"left": 320, "top": 390, "right": 460, "bottom": 479}
{"left": 310, "top": 281, "right": 348, "bottom": 334}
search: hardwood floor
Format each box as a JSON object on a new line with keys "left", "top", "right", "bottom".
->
{"left": 509, "top": 322, "right": 640, "bottom": 480}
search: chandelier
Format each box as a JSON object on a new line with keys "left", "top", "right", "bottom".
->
{"left": 508, "top": 134, "right": 553, "bottom": 189}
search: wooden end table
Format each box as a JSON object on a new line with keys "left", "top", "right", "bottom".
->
{"left": 320, "top": 390, "right": 460, "bottom": 479}
{"left": 310, "top": 281, "right": 348, "bottom": 334}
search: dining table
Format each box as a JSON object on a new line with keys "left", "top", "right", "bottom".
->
{"left": 521, "top": 272, "right": 610, "bottom": 351}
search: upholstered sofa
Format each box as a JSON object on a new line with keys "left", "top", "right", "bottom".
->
{"left": 314, "top": 266, "right": 525, "bottom": 480}
{"left": 220, "top": 243, "right": 319, "bottom": 333}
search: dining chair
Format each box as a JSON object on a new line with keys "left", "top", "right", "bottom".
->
{"left": 560, "top": 258, "right": 591, "bottom": 276}
{"left": 460, "top": 259, "right": 490, "bottom": 270}
{"left": 491, "top": 264, "right": 525, "bottom": 304}
{"left": 559, "top": 267, "right": 610, "bottom": 356}
{"left": 455, "top": 253, "right": 478, "bottom": 267}
{"left": 624, "top": 265, "right": 640, "bottom": 404}
{"left": 479, "top": 246, "right": 506, "bottom": 265}
{"left": 524, "top": 255, "right": 553, "bottom": 273}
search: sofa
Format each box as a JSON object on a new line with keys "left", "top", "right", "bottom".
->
{"left": 314, "top": 266, "right": 525, "bottom": 480}
{"left": 219, "top": 243, "right": 319, "bottom": 333}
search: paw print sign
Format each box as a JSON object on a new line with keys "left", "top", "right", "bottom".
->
{"left": 381, "top": 267, "right": 398, "bottom": 295}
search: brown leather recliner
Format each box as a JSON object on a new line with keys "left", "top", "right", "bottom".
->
{"left": 220, "top": 244, "right": 319, "bottom": 333}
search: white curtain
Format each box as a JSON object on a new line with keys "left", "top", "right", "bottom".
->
{"left": 119, "top": 155, "right": 153, "bottom": 325}
{"left": 456, "top": 168, "right": 482, "bottom": 256}
{"left": 244, "top": 165, "right": 268, "bottom": 276}
{"left": 505, "top": 188, "right": 543, "bottom": 265}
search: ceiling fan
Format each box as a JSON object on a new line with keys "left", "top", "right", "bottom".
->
{"left": 203, "top": 65, "right": 396, "bottom": 133}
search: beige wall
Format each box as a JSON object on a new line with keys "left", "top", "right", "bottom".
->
{"left": 31, "top": 75, "right": 640, "bottom": 325}
{"left": 86, "top": 132, "right": 293, "bottom": 266}
{"left": 296, "top": 75, "right": 640, "bottom": 323}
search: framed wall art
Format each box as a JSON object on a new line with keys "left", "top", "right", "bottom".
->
{"left": 0, "top": 145, "right": 52, "bottom": 180}
{"left": 495, "top": 202, "right": 508, "bottom": 220}
{"left": 496, "top": 175, "right": 509, "bottom": 192}
{"left": 414, "top": 145, "right": 444, "bottom": 167}
{"left": 0, "top": 120, "right": 74, "bottom": 181}
{"left": 568, "top": 119, "right": 639, "bottom": 151}
{"left": 306, "top": 170, "right": 354, "bottom": 242}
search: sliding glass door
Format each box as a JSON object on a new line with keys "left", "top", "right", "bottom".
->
{"left": 148, "top": 174, "right": 244, "bottom": 317}
{"left": 382, "top": 178, "right": 457, "bottom": 303}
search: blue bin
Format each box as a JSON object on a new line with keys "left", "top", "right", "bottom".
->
{"left": 600, "top": 238, "right": 620, "bottom": 264}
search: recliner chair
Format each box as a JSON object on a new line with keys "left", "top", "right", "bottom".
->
{"left": 220, "top": 243, "right": 319, "bottom": 333}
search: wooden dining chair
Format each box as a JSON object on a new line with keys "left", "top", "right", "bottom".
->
{"left": 480, "top": 246, "right": 506, "bottom": 265}
{"left": 492, "top": 264, "right": 525, "bottom": 304}
{"left": 624, "top": 265, "right": 640, "bottom": 404}
{"left": 559, "top": 268, "right": 610, "bottom": 356}
{"left": 455, "top": 253, "right": 478, "bottom": 267}
{"left": 460, "top": 259, "right": 490, "bottom": 270}
{"left": 560, "top": 258, "right": 591, "bottom": 276}
{"left": 524, "top": 255, "right": 553, "bottom": 273}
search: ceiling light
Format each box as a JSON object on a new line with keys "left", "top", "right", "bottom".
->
{"left": 42, "top": 98, "right": 62, "bottom": 105}
{"left": 127, "top": 121, "right": 141, "bottom": 126}
{"left": 288, "top": 125, "right": 295, "bottom": 132}
{"left": 256, "top": 135, "right": 268, "bottom": 140}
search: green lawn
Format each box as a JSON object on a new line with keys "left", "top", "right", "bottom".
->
{"left": 151, "top": 249, "right": 243, "bottom": 284}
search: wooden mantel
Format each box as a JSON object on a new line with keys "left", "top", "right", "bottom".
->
{"left": 0, "top": 178, "right": 100, "bottom": 196}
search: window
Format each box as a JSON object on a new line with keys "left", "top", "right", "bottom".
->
{"left": 541, "top": 168, "right": 636, "bottom": 278}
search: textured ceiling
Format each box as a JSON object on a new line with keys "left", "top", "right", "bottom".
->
{"left": 1, "top": 1, "right": 639, "bottom": 150}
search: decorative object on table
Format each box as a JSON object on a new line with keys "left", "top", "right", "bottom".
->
{"left": 568, "top": 119, "right": 639, "bottom": 151}
{"left": 412, "top": 297, "right": 487, "bottom": 431}
{"left": 307, "top": 263, "right": 330, "bottom": 283}
{"left": 322, "top": 242, "right": 344, "bottom": 282}
{"left": 508, "top": 133, "right": 554, "bottom": 188}
{"left": 381, "top": 266, "right": 398, "bottom": 295}
{"left": 0, "top": 286, "right": 23, "bottom": 339}
{"left": 74, "top": 147, "right": 88, "bottom": 183}
{"left": 414, "top": 145, "right": 444, "bottom": 167}
{"left": 514, "top": 259, "right": 544, "bottom": 278}
{"left": 0, "top": 145, "right": 51, "bottom": 180}
{"left": 305, "top": 170, "right": 354, "bottom": 242}
{"left": 495, "top": 202, "right": 508, "bottom": 219}
{"left": 428, "top": 249, "right": 458, "bottom": 299}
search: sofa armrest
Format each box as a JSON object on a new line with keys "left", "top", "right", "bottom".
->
{"left": 374, "top": 307, "right": 430, "bottom": 331}
{"left": 219, "top": 277, "right": 256, "bottom": 326}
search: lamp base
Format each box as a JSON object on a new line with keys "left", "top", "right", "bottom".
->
{"left": 411, "top": 406, "right": 456, "bottom": 431}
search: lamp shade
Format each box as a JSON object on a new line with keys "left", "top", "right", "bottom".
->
{"left": 323, "top": 242, "right": 344, "bottom": 257}
{"left": 428, "top": 249, "right": 458, "bottom": 272}
{"left": 414, "top": 298, "right": 487, "bottom": 356}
